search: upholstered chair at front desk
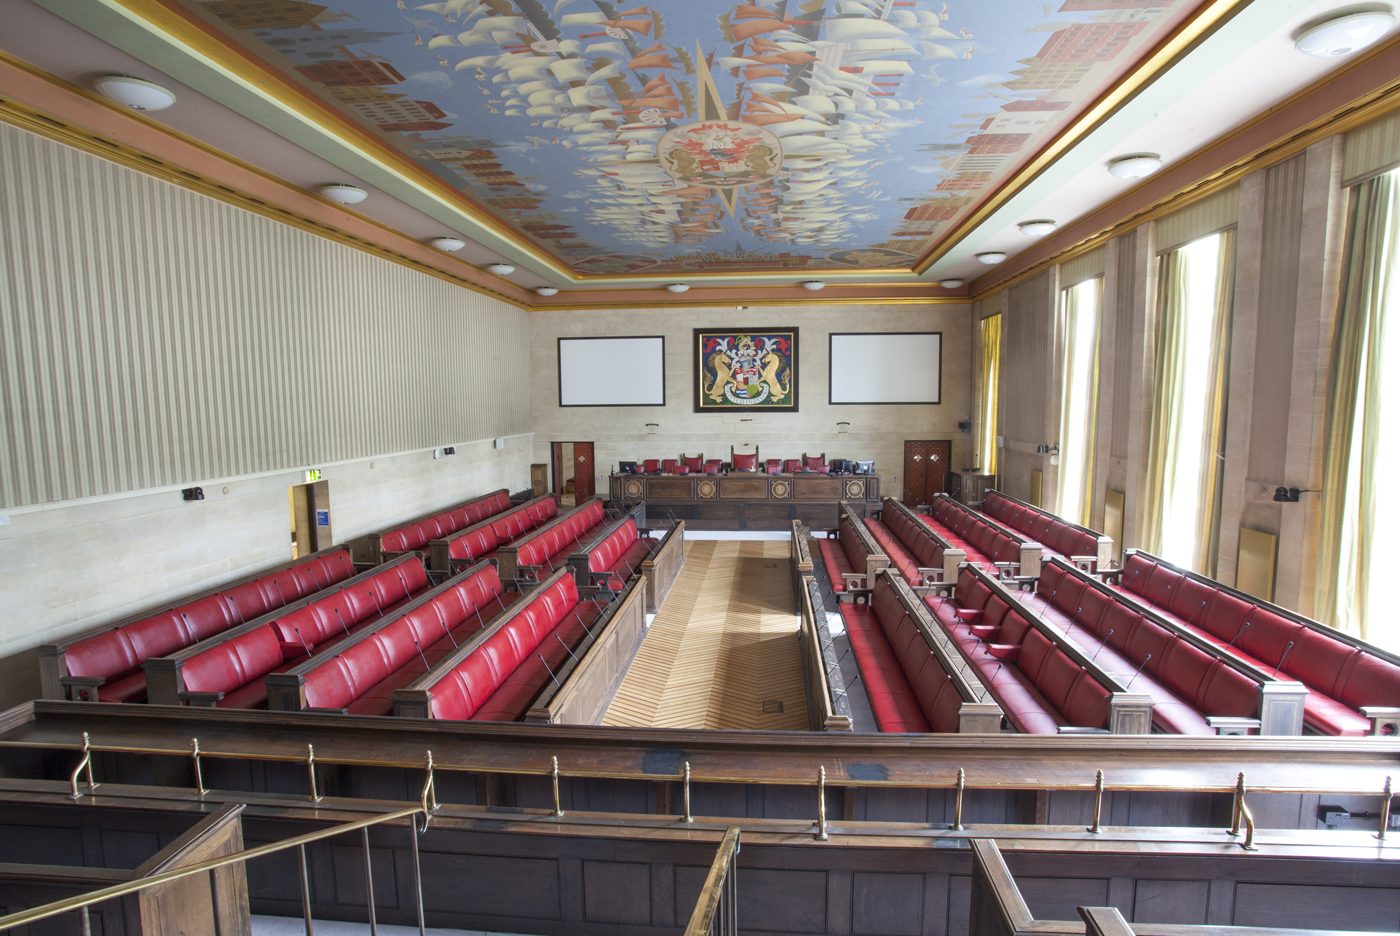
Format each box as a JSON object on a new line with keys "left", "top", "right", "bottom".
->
{"left": 784, "top": 458, "right": 802, "bottom": 473}
{"left": 703, "top": 460, "right": 723, "bottom": 475}
{"left": 643, "top": 459, "right": 661, "bottom": 474}
{"left": 661, "top": 458, "right": 679, "bottom": 474}
{"left": 730, "top": 446, "right": 758, "bottom": 471}
{"left": 681, "top": 454, "right": 703, "bottom": 473}
{"left": 764, "top": 459, "right": 782, "bottom": 475}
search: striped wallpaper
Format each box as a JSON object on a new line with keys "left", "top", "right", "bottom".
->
{"left": 1002, "top": 270, "right": 1052, "bottom": 445}
{"left": 0, "top": 123, "right": 531, "bottom": 510}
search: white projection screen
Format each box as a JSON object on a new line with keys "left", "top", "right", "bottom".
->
{"left": 829, "top": 332, "right": 942, "bottom": 404}
{"left": 558, "top": 336, "right": 666, "bottom": 406}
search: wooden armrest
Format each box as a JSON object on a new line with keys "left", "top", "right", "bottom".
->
{"left": 1361, "top": 706, "right": 1400, "bottom": 737}
{"left": 916, "top": 567, "right": 944, "bottom": 584}
{"left": 1098, "top": 567, "right": 1124, "bottom": 582}
{"left": 1206, "top": 716, "right": 1261, "bottom": 736}
{"left": 1057, "top": 726, "right": 1110, "bottom": 734}
{"left": 841, "top": 572, "right": 869, "bottom": 590}
{"left": 179, "top": 690, "right": 226, "bottom": 707}
{"left": 825, "top": 528, "right": 840, "bottom": 538}
{"left": 306, "top": 707, "right": 350, "bottom": 714}
{"left": 60, "top": 676, "right": 106, "bottom": 702}
{"left": 994, "top": 562, "right": 1019, "bottom": 579}
{"left": 1069, "top": 555, "right": 1099, "bottom": 570}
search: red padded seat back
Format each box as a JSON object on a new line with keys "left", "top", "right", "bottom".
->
{"left": 661, "top": 459, "right": 678, "bottom": 473}
{"left": 1138, "top": 563, "right": 1182, "bottom": 608}
{"left": 732, "top": 452, "right": 757, "bottom": 471}
{"left": 269, "top": 560, "right": 429, "bottom": 648}
{"left": 644, "top": 459, "right": 660, "bottom": 473}
{"left": 1000, "top": 610, "right": 1033, "bottom": 647}
{"left": 804, "top": 455, "right": 825, "bottom": 469}
{"left": 1120, "top": 554, "right": 1157, "bottom": 597}
{"left": 838, "top": 521, "right": 870, "bottom": 569}
{"left": 1157, "top": 639, "right": 1257, "bottom": 717}
{"left": 64, "top": 629, "right": 141, "bottom": 682}
{"left": 427, "top": 575, "right": 579, "bottom": 720}
{"left": 1234, "top": 608, "right": 1304, "bottom": 668}
{"left": 682, "top": 456, "right": 703, "bottom": 472}
{"left": 1035, "top": 647, "right": 1086, "bottom": 714}
{"left": 589, "top": 519, "right": 640, "bottom": 573}
{"left": 180, "top": 625, "right": 286, "bottom": 697}
{"left": 1168, "top": 576, "right": 1217, "bottom": 625}
{"left": 451, "top": 524, "right": 500, "bottom": 561}
{"left": 1097, "top": 602, "right": 1142, "bottom": 652}
{"left": 871, "top": 580, "right": 963, "bottom": 733}
{"left": 1035, "top": 565, "right": 1067, "bottom": 603}
{"left": 1049, "top": 577, "right": 1086, "bottom": 617}
{"left": 1201, "top": 590, "right": 1253, "bottom": 643}
{"left": 784, "top": 459, "right": 801, "bottom": 473}
{"left": 1123, "top": 618, "right": 1174, "bottom": 676}
{"left": 1333, "top": 652, "right": 1400, "bottom": 710}
{"left": 982, "top": 596, "right": 1011, "bottom": 630}
{"left": 704, "top": 460, "right": 721, "bottom": 474}
{"left": 1062, "top": 671, "right": 1111, "bottom": 728}
{"left": 1287, "top": 627, "right": 1364, "bottom": 696}
{"left": 1074, "top": 587, "right": 1112, "bottom": 634}
{"left": 381, "top": 491, "right": 512, "bottom": 553}
{"left": 1018, "top": 630, "right": 1056, "bottom": 682}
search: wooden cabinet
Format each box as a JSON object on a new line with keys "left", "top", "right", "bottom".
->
{"left": 947, "top": 471, "right": 995, "bottom": 507}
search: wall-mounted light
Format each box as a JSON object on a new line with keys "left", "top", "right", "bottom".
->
{"left": 646, "top": 423, "right": 659, "bottom": 434}
{"left": 94, "top": 75, "right": 177, "bottom": 111}
{"left": 1049, "top": 443, "right": 1060, "bottom": 466}
{"left": 939, "top": 278, "right": 964, "bottom": 289}
{"left": 666, "top": 283, "right": 690, "bottom": 293}
{"left": 535, "top": 286, "right": 559, "bottom": 296}
{"left": 319, "top": 183, "right": 368, "bottom": 205}
{"left": 1107, "top": 154, "right": 1162, "bottom": 180}
{"left": 428, "top": 236, "right": 466, "bottom": 251}
{"left": 837, "top": 421, "right": 850, "bottom": 434}
{"left": 485, "top": 262, "right": 515, "bottom": 275}
{"left": 976, "top": 251, "right": 1007, "bottom": 265}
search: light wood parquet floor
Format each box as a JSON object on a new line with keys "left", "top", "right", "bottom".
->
{"left": 601, "top": 540, "right": 809, "bottom": 730}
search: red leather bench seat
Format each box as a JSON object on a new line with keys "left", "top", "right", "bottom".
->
{"left": 588, "top": 518, "right": 651, "bottom": 591}
{"left": 177, "top": 559, "right": 432, "bottom": 709}
{"left": 818, "top": 522, "right": 870, "bottom": 593}
{"left": 863, "top": 517, "right": 923, "bottom": 585}
{"left": 419, "top": 574, "right": 605, "bottom": 721}
{"left": 1025, "top": 565, "right": 1260, "bottom": 734}
{"left": 296, "top": 564, "right": 517, "bottom": 715}
{"left": 379, "top": 490, "right": 512, "bottom": 554}
{"left": 448, "top": 498, "right": 559, "bottom": 561}
{"left": 982, "top": 491, "right": 1099, "bottom": 560}
{"left": 924, "top": 572, "right": 1114, "bottom": 734}
{"left": 922, "top": 497, "right": 1020, "bottom": 568}
{"left": 837, "top": 578, "right": 963, "bottom": 732}
{"left": 512, "top": 501, "right": 608, "bottom": 574}
{"left": 63, "top": 549, "right": 355, "bottom": 703}
{"left": 1112, "top": 553, "right": 1400, "bottom": 735}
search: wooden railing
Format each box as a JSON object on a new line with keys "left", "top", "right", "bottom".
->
{"left": 640, "top": 519, "right": 686, "bottom": 613}
{"left": 683, "top": 826, "right": 741, "bottom": 936}
{"left": 796, "top": 572, "right": 853, "bottom": 732}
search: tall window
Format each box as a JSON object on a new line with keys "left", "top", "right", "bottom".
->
{"left": 978, "top": 314, "right": 1001, "bottom": 477}
{"left": 1143, "top": 230, "right": 1236, "bottom": 573}
{"left": 1317, "top": 171, "right": 1400, "bottom": 651}
{"left": 1056, "top": 278, "right": 1102, "bottom": 526}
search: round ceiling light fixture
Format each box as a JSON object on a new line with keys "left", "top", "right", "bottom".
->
{"left": 93, "top": 75, "right": 176, "bottom": 111}
{"left": 938, "top": 278, "right": 965, "bottom": 289}
{"left": 802, "top": 280, "right": 825, "bottom": 290}
{"left": 1018, "top": 219, "right": 1058, "bottom": 237}
{"left": 975, "top": 252, "right": 1007, "bottom": 265}
{"left": 428, "top": 236, "right": 466, "bottom": 251}
{"left": 1107, "top": 153, "right": 1163, "bottom": 180}
{"left": 666, "top": 283, "right": 690, "bottom": 293}
{"left": 485, "top": 262, "right": 516, "bottom": 275}
{"left": 535, "top": 286, "right": 559, "bottom": 296}
{"left": 1295, "top": 11, "right": 1394, "bottom": 57}
{"left": 319, "top": 183, "right": 368, "bottom": 205}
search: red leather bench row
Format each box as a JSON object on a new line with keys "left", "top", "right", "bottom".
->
{"left": 838, "top": 576, "right": 965, "bottom": 732}
{"left": 982, "top": 491, "right": 1100, "bottom": 561}
{"left": 922, "top": 495, "right": 1022, "bottom": 567}
{"left": 865, "top": 499, "right": 978, "bottom": 587}
{"left": 418, "top": 572, "right": 605, "bottom": 721}
{"left": 1112, "top": 551, "right": 1400, "bottom": 735}
{"left": 297, "top": 562, "right": 519, "bottom": 716}
{"left": 818, "top": 519, "right": 872, "bottom": 594}
{"left": 445, "top": 496, "right": 559, "bottom": 562}
{"left": 586, "top": 518, "right": 651, "bottom": 591}
{"left": 62, "top": 548, "right": 356, "bottom": 703}
{"left": 927, "top": 571, "right": 1116, "bottom": 734}
{"left": 511, "top": 500, "right": 608, "bottom": 575}
{"left": 1027, "top": 563, "right": 1260, "bottom": 734}
{"left": 169, "top": 556, "right": 432, "bottom": 709}
{"left": 378, "top": 489, "right": 512, "bottom": 555}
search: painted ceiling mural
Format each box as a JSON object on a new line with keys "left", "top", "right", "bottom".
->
{"left": 195, "top": 0, "right": 1200, "bottom": 274}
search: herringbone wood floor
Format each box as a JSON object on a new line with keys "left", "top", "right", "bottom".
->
{"left": 601, "top": 539, "right": 809, "bottom": 730}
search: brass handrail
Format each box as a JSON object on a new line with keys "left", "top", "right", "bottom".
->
{"left": 0, "top": 805, "right": 424, "bottom": 933}
{"left": 683, "top": 826, "right": 741, "bottom": 936}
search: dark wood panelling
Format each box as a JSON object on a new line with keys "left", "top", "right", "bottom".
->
{"left": 419, "top": 853, "right": 562, "bottom": 918}
{"left": 853, "top": 872, "right": 924, "bottom": 936}
{"left": 1233, "top": 883, "right": 1400, "bottom": 931}
{"left": 1132, "top": 879, "right": 1209, "bottom": 924}
{"left": 741, "top": 869, "right": 829, "bottom": 933}
{"left": 583, "top": 860, "right": 651, "bottom": 924}
{"left": 1016, "top": 877, "right": 1109, "bottom": 922}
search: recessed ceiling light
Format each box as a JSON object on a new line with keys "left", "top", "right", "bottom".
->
{"left": 1296, "top": 11, "right": 1394, "bottom": 58}
{"left": 485, "top": 262, "right": 516, "bottom": 275}
{"left": 1107, "top": 154, "right": 1163, "bottom": 180}
{"left": 802, "top": 281, "right": 825, "bottom": 290}
{"left": 1018, "top": 219, "right": 1057, "bottom": 237}
{"left": 428, "top": 236, "right": 466, "bottom": 251}
{"left": 976, "top": 252, "right": 1007, "bottom": 265}
{"left": 939, "top": 279, "right": 965, "bottom": 289}
{"left": 666, "top": 283, "right": 690, "bottom": 293}
{"left": 93, "top": 75, "right": 176, "bottom": 111}
{"left": 535, "top": 286, "right": 559, "bottom": 296}
{"left": 319, "top": 183, "right": 368, "bottom": 205}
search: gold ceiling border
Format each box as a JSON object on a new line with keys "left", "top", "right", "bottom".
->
{"left": 966, "top": 42, "right": 1400, "bottom": 304}
{"left": 529, "top": 295, "right": 968, "bottom": 312}
{"left": 0, "top": 92, "right": 533, "bottom": 310}
{"left": 911, "top": 0, "right": 1252, "bottom": 277}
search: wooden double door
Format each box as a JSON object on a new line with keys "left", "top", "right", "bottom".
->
{"left": 902, "top": 439, "right": 951, "bottom": 507}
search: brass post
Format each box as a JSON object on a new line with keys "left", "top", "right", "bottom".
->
{"left": 307, "top": 744, "right": 322, "bottom": 803}
{"left": 69, "top": 732, "right": 94, "bottom": 801}
{"left": 419, "top": 751, "right": 437, "bottom": 832}
{"left": 191, "top": 738, "right": 207, "bottom": 796}
{"left": 1088, "top": 770, "right": 1104, "bottom": 834}
{"left": 1239, "top": 800, "right": 1258, "bottom": 851}
{"left": 816, "top": 766, "right": 828, "bottom": 841}
{"left": 683, "top": 761, "right": 693, "bottom": 823}
{"left": 952, "top": 767, "right": 965, "bottom": 831}
{"left": 1228, "top": 772, "right": 1245, "bottom": 836}
{"left": 551, "top": 756, "right": 564, "bottom": 818}
{"left": 1377, "top": 776, "right": 1393, "bottom": 841}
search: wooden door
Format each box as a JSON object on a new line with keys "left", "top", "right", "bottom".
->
{"left": 573, "top": 442, "right": 595, "bottom": 500}
{"left": 902, "top": 440, "right": 951, "bottom": 506}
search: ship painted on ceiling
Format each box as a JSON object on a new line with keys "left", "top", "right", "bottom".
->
{"left": 194, "top": 0, "right": 1201, "bottom": 274}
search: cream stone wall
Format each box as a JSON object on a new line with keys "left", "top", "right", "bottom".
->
{"left": 529, "top": 303, "right": 974, "bottom": 499}
{"left": 0, "top": 435, "right": 532, "bottom": 707}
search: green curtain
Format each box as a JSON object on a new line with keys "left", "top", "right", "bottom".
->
{"left": 978, "top": 314, "right": 1002, "bottom": 478}
{"left": 1316, "top": 174, "right": 1397, "bottom": 640}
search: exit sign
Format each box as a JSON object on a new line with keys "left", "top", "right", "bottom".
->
{"left": 305, "top": 469, "right": 322, "bottom": 482}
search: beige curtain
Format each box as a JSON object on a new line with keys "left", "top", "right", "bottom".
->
{"left": 978, "top": 314, "right": 1002, "bottom": 477}
{"left": 1056, "top": 278, "right": 1103, "bottom": 526}
{"left": 1141, "top": 230, "right": 1236, "bottom": 572}
{"left": 1316, "top": 174, "right": 1397, "bottom": 639}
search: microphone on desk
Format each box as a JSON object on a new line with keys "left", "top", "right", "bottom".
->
{"left": 1225, "top": 619, "right": 1251, "bottom": 651}
{"left": 1126, "top": 653, "right": 1151, "bottom": 688}
{"left": 1274, "top": 640, "right": 1295, "bottom": 677}
{"left": 537, "top": 653, "right": 561, "bottom": 687}
{"left": 411, "top": 637, "right": 430, "bottom": 671}
{"left": 291, "top": 625, "right": 312, "bottom": 657}
{"left": 1091, "top": 630, "right": 1114, "bottom": 662}
{"left": 272, "top": 578, "right": 288, "bottom": 608}
{"left": 333, "top": 607, "right": 350, "bottom": 638}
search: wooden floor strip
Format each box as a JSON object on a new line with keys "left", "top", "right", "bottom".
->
{"left": 603, "top": 540, "right": 808, "bottom": 731}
